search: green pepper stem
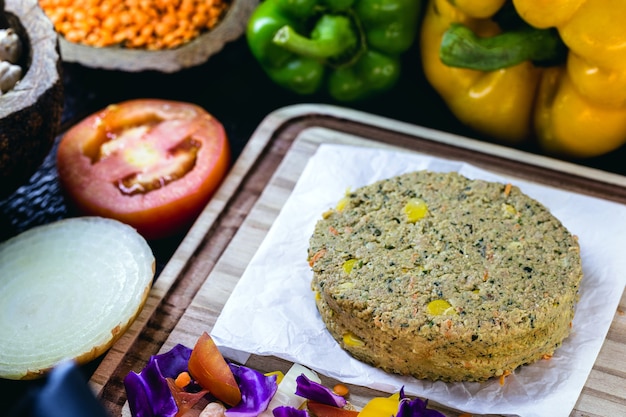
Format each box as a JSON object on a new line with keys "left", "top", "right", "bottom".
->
{"left": 273, "top": 14, "right": 359, "bottom": 62}
{"left": 440, "top": 23, "right": 566, "bottom": 71}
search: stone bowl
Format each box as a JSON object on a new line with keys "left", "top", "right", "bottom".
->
{"left": 0, "top": 0, "right": 63, "bottom": 199}
{"left": 56, "top": 0, "right": 258, "bottom": 73}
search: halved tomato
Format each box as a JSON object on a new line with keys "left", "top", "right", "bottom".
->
{"left": 56, "top": 99, "right": 230, "bottom": 240}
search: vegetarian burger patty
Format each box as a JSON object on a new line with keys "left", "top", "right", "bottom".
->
{"left": 308, "top": 171, "right": 583, "bottom": 382}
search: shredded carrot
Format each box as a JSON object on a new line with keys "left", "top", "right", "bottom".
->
{"left": 482, "top": 271, "right": 489, "bottom": 281}
{"left": 542, "top": 353, "right": 553, "bottom": 360}
{"left": 503, "top": 183, "right": 512, "bottom": 197}
{"left": 38, "top": 0, "right": 229, "bottom": 50}
{"left": 328, "top": 226, "right": 339, "bottom": 236}
{"left": 333, "top": 383, "right": 350, "bottom": 397}
{"left": 498, "top": 370, "right": 511, "bottom": 386}
{"left": 174, "top": 371, "right": 192, "bottom": 388}
{"left": 308, "top": 249, "right": 326, "bottom": 267}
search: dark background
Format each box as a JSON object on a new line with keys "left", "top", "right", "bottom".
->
{"left": 2, "top": 32, "right": 626, "bottom": 414}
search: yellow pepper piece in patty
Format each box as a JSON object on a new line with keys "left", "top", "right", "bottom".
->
{"left": 404, "top": 198, "right": 429, "bottom": 223}
{"left": 427, "top": 299, "right": 456, "bottom": 316}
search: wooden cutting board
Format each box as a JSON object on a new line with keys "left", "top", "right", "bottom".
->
{"left": 89, "top": 104, "right": 626, "bottom": 417}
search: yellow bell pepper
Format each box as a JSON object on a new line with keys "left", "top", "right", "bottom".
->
{"left": 357, "top": 392, "right": 401, "bottom": 417}
{"left": 420, "top": 0, "right": 626, "bottom": 158}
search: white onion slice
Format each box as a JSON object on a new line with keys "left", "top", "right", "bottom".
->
{"left": 0, "top": 217, "right": 155, "bottom": 380}
{"left": 259, "top": 363, "right": 321, "bottom": 417}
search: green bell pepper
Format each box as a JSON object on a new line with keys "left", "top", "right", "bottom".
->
{"left": 246, "top": 0, "right": 421, "bottom": 101}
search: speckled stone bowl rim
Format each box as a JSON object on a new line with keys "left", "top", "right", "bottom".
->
{"left": 56, "top": 0, "right": 258, "bottom": 73}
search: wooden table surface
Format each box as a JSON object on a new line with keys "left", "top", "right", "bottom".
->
{"left": 90, "top": 104, "right": 626, "bottom": 417}
{"left": 2, "top": 33, "right": 626, "bottom": 417}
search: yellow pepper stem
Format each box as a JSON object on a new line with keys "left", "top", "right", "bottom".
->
{"left": 440, "top": 23, "right": 566, "bottom": 71}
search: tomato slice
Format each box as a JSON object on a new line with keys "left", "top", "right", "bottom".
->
{"left": 56, "top": 99, "right": 230, "bottom": 240}
{"left": 187, "top": 332, "right": 242, "bottom": 407}
{"left": 307, "top": 401, "right": 360, "bottom": 417}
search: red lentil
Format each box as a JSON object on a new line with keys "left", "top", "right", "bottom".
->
{"left": 39, "top": 0, "right": 229, "bottom": 50}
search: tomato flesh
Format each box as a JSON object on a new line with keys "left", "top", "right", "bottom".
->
{"left": 57, "top": 99, "right": 230, "bottom": 240}
{"left": 307, "top": 401, "right": 359, "bottom": 417}
{"left": 187, "top": 332, "right": 242, "bottom": 407}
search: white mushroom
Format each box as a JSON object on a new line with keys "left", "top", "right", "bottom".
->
{"left": 0, "top": 60, "right": 22, "bottom": 93}
{"left": 0, "top": 28, "right": 21, "bottom": 63}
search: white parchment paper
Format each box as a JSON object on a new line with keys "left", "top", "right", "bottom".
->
{"left": 211, "top": 144, "right": 626, "bottom": 417}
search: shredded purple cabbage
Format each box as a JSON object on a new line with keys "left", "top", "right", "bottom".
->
{"left": 153, "top": 344, "right": 192, "bottom": 378}
{"left": 123, "top": 344, "right": 193, "bottom": 417}
{"left": 225, "top": 363, "right": 278, "bottom": 417}
{"left": 397, "top": 395, "right": 446, "bottom": 417}
{"left": 124, "top": 356, "right": 177, "bottom": 417}
{"left": 124, "top": 343, "right": 444, "bottom": 417}
{"left": 294, "top": 374, "right": 347, "bottom": 408}
{"left": 272, "top": 406, "right": 309, "bottom": 417}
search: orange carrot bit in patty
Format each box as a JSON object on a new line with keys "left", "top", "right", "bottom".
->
{"left": 308, "top": 249, "right": 326, "bottom": 267}
{"left": 503, "top": 183, "right": 512, "bottom": 197}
